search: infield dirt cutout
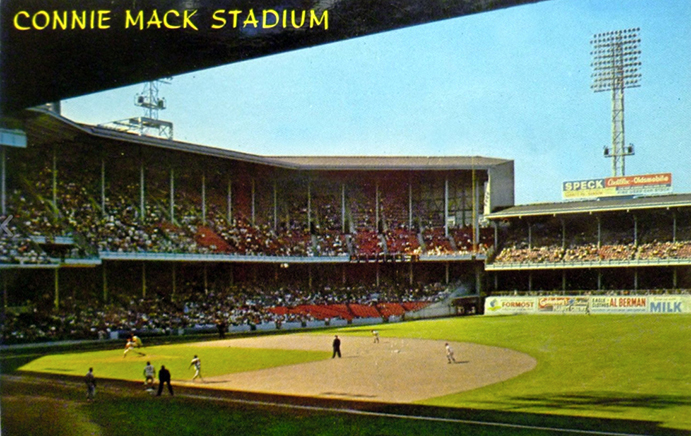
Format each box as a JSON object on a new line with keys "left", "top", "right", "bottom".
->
{"left": 187, "top": 334, "right": 536, "bottom": 403}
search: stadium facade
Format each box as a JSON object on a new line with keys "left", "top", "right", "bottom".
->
{"left": 0, "top": 108, "right": 514, "bottom": 312}
{"left": 4, "top": 107, "right": 690, "bottom": 325}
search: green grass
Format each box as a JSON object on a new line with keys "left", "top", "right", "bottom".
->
{"left": 20, "top": 343, "right": 330, "bottom": 382}
{"left": 15, "top": 315, "right": 691, "bottom": 432}
{"left": 338, "top": 315, "right": 691, "bottom": 431}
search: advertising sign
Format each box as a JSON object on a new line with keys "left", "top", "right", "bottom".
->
{"left": 484, "top": 297, "right": 537, "bottom": 315}
{"left": 562, "top": 173, "right": 672, "bottom": 200}
{"left": 588, "top": 296, "right": 648, "bottom": 314}
{"left": 485, "top": 295, "right": 691, "bottom": 315}
{"left": 537, "top": 296, "right": 589, "bottom": 314}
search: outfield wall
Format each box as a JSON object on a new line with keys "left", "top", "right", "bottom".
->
{"left": 484, "top": 295, "right": 691, "bottom": 315}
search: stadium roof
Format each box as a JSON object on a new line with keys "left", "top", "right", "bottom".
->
{"left": 24, "top": 108, "right": 511, "bottom": 172}
{"left": 487, "top": 193, "right": 691, "bottom": 220}
{"left": 0, "top": 0, "right": 546, "bottom": 115}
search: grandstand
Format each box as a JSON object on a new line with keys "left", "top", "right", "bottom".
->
{"left": 0, "top": 108, "right": 513, "bottom": 343}
{"left": 485, "top": 194, "right": 691, "bottom": 295}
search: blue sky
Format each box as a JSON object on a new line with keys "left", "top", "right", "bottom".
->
{"left": 61, "top": 0, "right": 691, "bottom": 205}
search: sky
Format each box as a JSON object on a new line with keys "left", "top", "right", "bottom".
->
{"left": 61, "top": 0, "right": 691, "bottom": 206}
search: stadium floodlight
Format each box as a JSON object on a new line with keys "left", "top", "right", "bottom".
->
{"left": 590, "top": 28, "right": 641, "bottom": 177}
{"left": 99, "top": 78, "right": 174, "bottom": 140}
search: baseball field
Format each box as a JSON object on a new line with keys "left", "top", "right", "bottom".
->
{"left": 3, "top": 314, "right": 691, "bottom": 435}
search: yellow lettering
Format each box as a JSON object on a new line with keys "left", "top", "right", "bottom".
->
{"left": 13, "top": 11, "right": 30, "bottom": 30}
{"left": 291, "top": 10, "right": 306, "bottom": 28}
{"left": 243, "top": 9, "right": 258, "bottom": 28}
{"left": 53, "top": 11, "right": 67, "bottom": 30}
{"left": 163, "top": 10, "right": 180, "bottom": 29}
{"left": 228, "top": 10, "right": 241, "bottom": 28}
{"left": 211, "top": 10, "right": 226, "bottom": 29}
{"left": 182, "top": 10, "right": 198, "bottom": 30}
{"left": 71, "top": 10, "right": 86, "bottom": 29}
{"left": 97, "top": 10, "right": 111, "bottom": 29}
{"left": 310, "top": 10, "right": 328, "bottom": 29}
{"left": 125, "top": 10, "right": 143, "bottom": 29}
{"left": 263, "top": 9, "right": 279, "bottom": 28}
{"left": 32, "top": 11, "right": 50, "bottom": 30}
{"left": 147, "top": 10, "right": 162, "bottom": 29}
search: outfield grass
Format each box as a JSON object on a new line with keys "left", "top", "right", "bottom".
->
{"left": 16, "top": 315, "right": 691, "bottom": 432}
{"left": 20, "top": 343, "right": 331, "bottom": 382}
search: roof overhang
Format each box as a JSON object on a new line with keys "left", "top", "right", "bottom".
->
{"left": 24, "top": 108, "right": 511, "bottom": 172}
{"left": 0, "top": 0, "right": 548, "bottom": 115}
{"left": 487, "top": 194, "right": 691, "bottom": 220}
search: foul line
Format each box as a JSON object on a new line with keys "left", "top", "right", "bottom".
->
{"left": 182, "top": 393, "right": 653, "bottom": 436}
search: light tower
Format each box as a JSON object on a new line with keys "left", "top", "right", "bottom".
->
{"left": 99, "top": 78, "right": 174, "bottom": 140}
{"left": 590, "top": 28, "right": 641, "bottom": 177}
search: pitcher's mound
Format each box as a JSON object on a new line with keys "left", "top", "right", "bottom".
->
{"left": 190, "top": 334, "right": 536, "bottom": 403}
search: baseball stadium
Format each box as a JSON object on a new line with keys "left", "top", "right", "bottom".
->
{"left": 1, "top": 1, "right": 690, "bottom": 435}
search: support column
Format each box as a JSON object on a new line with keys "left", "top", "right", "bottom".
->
{"left": 172, "top": 263, "right": 176, "bottom": 297}
{"left": 140, "top": 155, "right": 145, "bottom": 222}
{"left": 673, "top": 212, "right": 677, "bottom": 242}
{"left": 444, "top": 176, "right": 449, "bottom": 237}
{"left": 54, "top": 268, "right": 59, "bottom": 309}
{"left": 170, "top": 167, "right": 175, "bottom": 222}
{"left": 598, "top": 270, "right": 602, "bottom": 291}
{"left": 3, "top": 270, "right": 8, "bottom": 311}
{"left": 1, "top": 146, "right": 6, "bottom": 215}
{"left": 445, "top": 262, "right": 449, "bottom": 285}
{"left": 472, "top": 168, "right": 478, "bottom": 251}
{"left": 493, "top": 221, "right": 498, "bottom": 251}
{"left": 201, "top": 172, "right": 206, "bottom": 225}
{"left": 227, "top": 179, "right": 232, "bottom": 223}
{"left": 251, "top": 178, "right": 255, "bottom": 225}
{"left": 142, "top": 263, "right": 146, "bottom": 298}
{"left": 673, "top": 267, "right": 678, "bottom": 289}
{"left": 475, "top": 263, "right": 482, "bottom": 296}
{"left": 562, "top": 270, "right": 567, "bottom": 293}
{"left": 528, "top": 222, "right": 532, "bottom": 250}
{"left": 375, "top": 180, "right": 380, "bottom": 232}
{"left": 102, "top": 263, "right": 108, "bottom": 302}
{"left": 204, "top": 264, "right": 208, "bottom": 295}
{"left": 528, "top": 271, "right": 533, "bottom": 292}
{"left": 307, "top": 178, "right": 312, "bottom": 232}
{"left": 341, "top": 183, "right": 346, "bottom": 233}
{"left": 101, "top": 155, "right": 106, "bottom": 216}
{"left": 408, "top": 176, "right": 413, "bottom": 230}
{"left": 409, "top": 262, "right": 414, "bottom": 286}
{"left": 273, "top": 181, "right": 277, "bottom": 231}
{"left": 376, "top": 263, "right": 380, "bottom": 287}
{"left": 52, "top": 147, "right": 58, "bottom": 213}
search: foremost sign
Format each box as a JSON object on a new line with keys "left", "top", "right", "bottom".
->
{"left": 562, "top": 173, "right": 672, "bottom": 199}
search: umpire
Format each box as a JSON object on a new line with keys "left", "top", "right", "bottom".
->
{"left": 156, "top": 365, "right": 174, "bottom": 396}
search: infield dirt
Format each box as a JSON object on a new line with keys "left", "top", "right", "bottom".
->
{"left": 187, "top": 334, "right": 536, "bottom": 403}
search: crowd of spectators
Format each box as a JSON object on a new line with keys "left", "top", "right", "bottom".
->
{"left": 1, "top": 282, "right": 450, "bottom": 345}
{"left": 493, "top": 222, "right": 691, "bottom": 265}
{"left": 0, "top": 216, "right": 52, "bottom": 264}
{"left": 493, "top": 288, "right": 691, "bottom": 297}
{"left": 6, "top": 183, "right": 492, "bottom": 261}
{"left": 3, "top": 146, "right": 495, "bottom": 262}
